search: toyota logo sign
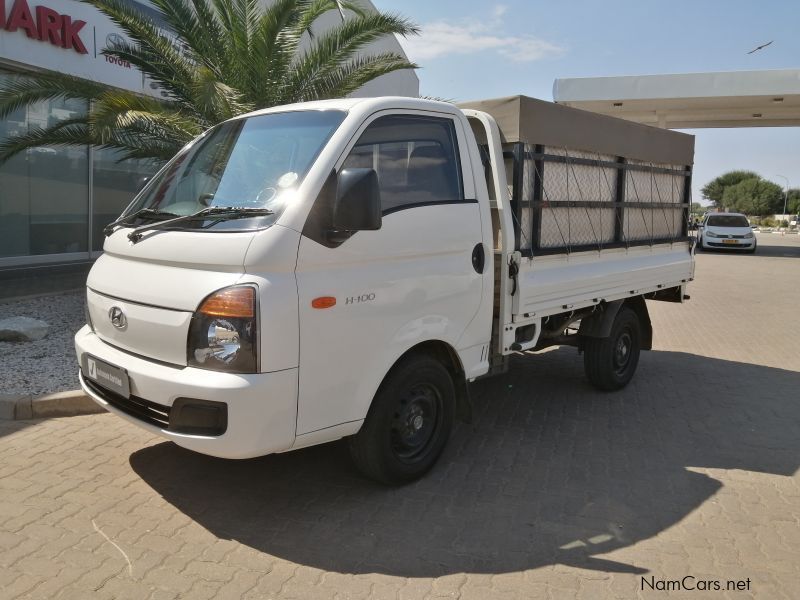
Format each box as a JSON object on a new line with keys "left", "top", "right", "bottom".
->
{"left": 105, "top": 32, "right": 125, "bottom": 49}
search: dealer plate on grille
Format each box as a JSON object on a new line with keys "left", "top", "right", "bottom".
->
{"left": 82, "top": 354, "right": 131, "bottom": 399}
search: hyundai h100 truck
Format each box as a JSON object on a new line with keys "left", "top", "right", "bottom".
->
{"left": 75, "top": 95, "right": 695, "bottom": 484}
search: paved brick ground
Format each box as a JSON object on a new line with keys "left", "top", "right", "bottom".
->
{"left": 1, "top": 233, "right": 799, "bottom": 599}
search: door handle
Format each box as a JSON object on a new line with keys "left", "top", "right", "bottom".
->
{"left": 472, "top": 243, "right": 485, "bottom": 274}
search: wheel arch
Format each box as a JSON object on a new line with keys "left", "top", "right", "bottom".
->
{"left": 375, "top": 340, "right": 472, "bottom": 424}
{"left": 578, "top": 297, "right": 652, "bottom": 350}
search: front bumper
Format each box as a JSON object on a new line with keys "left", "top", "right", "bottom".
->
{"left": 75, "top": 325, "right": 297, "bottom": 459}
{"left": 702, "top": 238, "right": 755, "bottom": 250}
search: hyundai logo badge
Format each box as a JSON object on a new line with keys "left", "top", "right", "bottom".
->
{"left": 109, "top": 306, "right": 127, "bottom": 330}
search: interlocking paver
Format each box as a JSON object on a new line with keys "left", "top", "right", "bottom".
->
{"left": 0, "top": 234, "right": 799, "bottom": 599}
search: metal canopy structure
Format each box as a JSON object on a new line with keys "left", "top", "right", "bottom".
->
{"left": 458, "top": 96, "right": 692, "bottom": 255}
{"left": 553, "top": 69, "right": 800, "bottom": 129}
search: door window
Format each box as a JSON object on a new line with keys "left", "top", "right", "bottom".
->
{"left": 342, "top": 115, "right": 464, "bottom": 213}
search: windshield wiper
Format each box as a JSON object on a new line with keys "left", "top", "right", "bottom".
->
{"left": 127, "top": 206, "right": 274, "bottom": 243}
{"left": 103, "top": 208, "right": 177, "bottom": 237}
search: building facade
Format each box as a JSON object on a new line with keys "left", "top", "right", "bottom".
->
{"left": 0, "top": 0, "right": 418, "bottom": 272}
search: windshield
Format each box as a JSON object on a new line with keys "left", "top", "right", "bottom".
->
{"left": 707, "top": 215, "right": 750, "bottom": 228}
{"left": 124, "top": 110, "right": 346, "bottom": 231}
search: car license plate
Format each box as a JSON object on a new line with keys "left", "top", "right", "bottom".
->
{"left": 723, "top": 239, "right": 737, "bottom": 244}
{"left": 82, "top": 354, "right": 130, "bottom": 398}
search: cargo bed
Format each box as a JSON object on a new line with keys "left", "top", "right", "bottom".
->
{"left": 461, "top": 96, "right": 695, "bottom": 362}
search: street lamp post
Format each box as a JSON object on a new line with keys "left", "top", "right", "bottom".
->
{"left": 775, "top": 175, "right": 789, "bottom": 230}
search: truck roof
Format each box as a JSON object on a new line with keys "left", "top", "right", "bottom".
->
{"left": 234, "top": 95, "right": 694, "bottom": 166}
{"left": 236, "top": 96, "right": 458, "bottom": 119}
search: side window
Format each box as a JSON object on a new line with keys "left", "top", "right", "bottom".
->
{"left": 342, "top": 115, "right": 464, "bottom": 213}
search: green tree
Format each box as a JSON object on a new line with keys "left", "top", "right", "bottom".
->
{"left": 701, "top": 170, "right": 759, "bottom": 208}
{"left": 720, "top": 177, "right": 784, "bottom": 216}
{"left": 786, "top": 189, "right": 800, "bottom": 215}
{"left": 0, "top": 0, "right": 418, "bottom": 163}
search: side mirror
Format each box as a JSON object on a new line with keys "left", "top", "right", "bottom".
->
{"left": 332, "top": 168, "right": 382, "bottom": 232}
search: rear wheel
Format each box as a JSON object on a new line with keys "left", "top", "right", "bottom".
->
{"left": 583, "top": 307, "right": 641, "bottom": 391}
{"left": 349, "top": 355, "right": 455, "bottom": 485}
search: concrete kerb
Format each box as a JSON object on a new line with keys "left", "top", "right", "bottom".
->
{"left": 0, "top": 389, "right": 105, "bottom": 420}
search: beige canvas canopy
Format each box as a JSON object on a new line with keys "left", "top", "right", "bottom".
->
{"left": 458, "top": 95, "right": 695, "bottom": 166}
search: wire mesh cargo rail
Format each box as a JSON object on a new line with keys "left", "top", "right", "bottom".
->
{"left": 507, "top": 144, "right": 691, "bottom": 255}
{"left": 460, "top": 95, "right": 695, "bottom": 256}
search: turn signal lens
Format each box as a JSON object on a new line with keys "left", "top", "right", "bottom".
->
{"left": 311, "top": 296, "right": 336, "bottom": 309}
{"left": 198, "top": 286, "right": 255, "bottom": 318}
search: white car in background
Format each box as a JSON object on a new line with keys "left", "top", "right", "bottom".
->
{"left": 698, "top": 212, "right": 757, "bottom": 253}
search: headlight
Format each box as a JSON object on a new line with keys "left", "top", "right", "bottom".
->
{"left": 744, "top": 232, "right": 754, "bottom": 239}
{"left": 705, "top": 230, "right": 720, "bottom": 238}
{"left": 187, "top": 285, "right": 258, "bottom": 373}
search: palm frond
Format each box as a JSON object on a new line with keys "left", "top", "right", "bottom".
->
{"left": 99, "top": 40, "right": 198, "bottom": 110}
{"left": 0, "top": 73, "right": 107, "bottom": 119}
{"left": 82, "top": 0, "right": 198, "bottom": 103}
{"left": 187, "top": 66, "right": 255, "bottom": 121}
{"left": 258, "top": 0, "right": 363, "bottom": 104}
{"left": 284, "top": 12, "right": 418, "bottom": 102}
{"left": 149, "top": 0, "right": 226, "bottom": 74}
{"left": 90, "top": 93, "right": 203, "bottom": 142}
{"left": 241, "top": 0, "right": 303, "bottom": 102}
{"left": 304, "top": 52, "right": 417, "bottom": 99}
{"left": 0, "top": 121, "right": 93, "bottom": 163}
{"left": 295, "top": 0, "right": 366, "bottom": 36}
{"left": 1, "top": 0, "right": 420, "bottom": 165}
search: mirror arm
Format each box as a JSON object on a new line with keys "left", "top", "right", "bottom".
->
{"left": 325, "top": 228, "right": 353, "bottom": 244}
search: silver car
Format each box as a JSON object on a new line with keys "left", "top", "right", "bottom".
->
{"left": 698, "top": 212, "right": 756, "bottom": 254}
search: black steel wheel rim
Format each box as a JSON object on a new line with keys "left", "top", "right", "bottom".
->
{"left": 390, "top": 382, "right": 442, "bottom": 462}
{"left": 613, "top": 329, "right": 633, "bottom": 376}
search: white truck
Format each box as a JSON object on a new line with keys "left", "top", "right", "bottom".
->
{"left": 75, "top": 95, "right": 695, "bottom": 484}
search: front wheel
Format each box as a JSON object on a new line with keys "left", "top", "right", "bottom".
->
{"left": 349, "top": 355, "right": 455, "bottom": 485}
{"left": 583, "top": 307, "right": 642, "bottom": 391}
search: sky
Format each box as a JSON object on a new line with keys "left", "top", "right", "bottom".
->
{"left": 374, "top": 0, "right": 800, "bottom": 205}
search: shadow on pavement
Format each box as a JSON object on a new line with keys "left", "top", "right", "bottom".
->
{"left": 130, "top": 349, "right": 800, "bottom": 577}
{"left": 0, "top": 418, "right": 36, "bottom": 439}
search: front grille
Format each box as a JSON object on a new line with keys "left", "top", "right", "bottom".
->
{"left": 707, "top": 241, "right": 748, "bottom": 248}
{"left": 83, "top": 374, "right": 170, "bottom": 429}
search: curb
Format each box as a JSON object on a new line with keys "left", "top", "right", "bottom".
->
{"left": 0, "top": 389, "right": 106, "bottom": 420}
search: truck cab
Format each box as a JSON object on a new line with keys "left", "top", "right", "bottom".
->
{"left": 77, "top": 98, "right": 496, "bottom": 482}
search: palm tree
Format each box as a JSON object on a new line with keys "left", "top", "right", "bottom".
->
{"left": 0, "top": 0, "right": 418, "bottom": 163}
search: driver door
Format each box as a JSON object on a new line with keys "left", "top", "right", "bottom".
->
{"left": 294, "top": 110, "right": 487, "bottom": 437}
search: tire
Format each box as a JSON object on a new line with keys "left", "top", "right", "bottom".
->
{"left": 583, "top": 306, "right": 642, "bottom": 391}
{"left": 349, "top": 354, "right": 455, "bottom": 485}
{"left": 748, "top": 243, "right": 757, "bottom": 254}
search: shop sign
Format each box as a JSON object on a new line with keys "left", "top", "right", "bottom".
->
{"left": 1, "top": 0, "right": 88, "bottom": 54}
